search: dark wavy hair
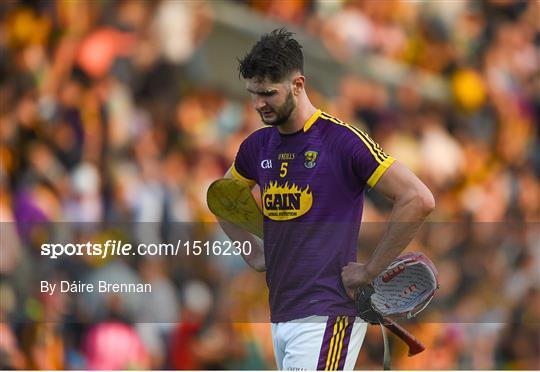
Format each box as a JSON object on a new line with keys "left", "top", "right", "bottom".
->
{"left": 238, "top": 28, "right": 304, "bottom": 82}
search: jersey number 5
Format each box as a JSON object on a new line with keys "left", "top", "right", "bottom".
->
{"left": 280, "top": 162, "right": 288, "bottom": 177}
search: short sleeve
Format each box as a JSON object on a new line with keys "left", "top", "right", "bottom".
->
{"left": 347, "top": 127, "right": 395, "bottom": 188}
{"left": 231, "top": 136, "right": 258, "bottom": 187}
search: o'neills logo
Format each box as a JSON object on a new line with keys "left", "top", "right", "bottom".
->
{"left": 262, "top": 181, "right": 313, "bottom": 220}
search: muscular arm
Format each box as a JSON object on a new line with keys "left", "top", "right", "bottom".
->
{"left": 218, "top": 168, "right": 266, "bottom": 272}
{"left": 342, "top": 161, "right": 435, "bottom": 298}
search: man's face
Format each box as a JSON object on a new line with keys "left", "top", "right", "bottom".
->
{"left": 246, "top": 77, "right": 296, "bottom": 126}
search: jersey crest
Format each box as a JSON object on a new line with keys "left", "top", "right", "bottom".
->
{"left": 304, "top": 150, "right": 318, "bottom": 169}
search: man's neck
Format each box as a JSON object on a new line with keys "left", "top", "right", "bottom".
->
{"left": 277, "top": 101, "right": 317, "bottom": 135}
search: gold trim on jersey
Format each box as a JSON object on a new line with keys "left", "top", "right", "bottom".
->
{"left": 320, "top": 112, "right": 395, "bottom": 187}
{"left": 319, "top": 112, "right": 390, "bottom": 165}
{"left": 303, "top": 109, "right": 322, "bottom": 132}
{"left": 367, "top": 156, "right": 395, "bottom": 188}
{"left": 347, "top": 125, "right": 388, "bottom": 164}
{"left": 231, "top": 163, "right": 256, "bottom": 187}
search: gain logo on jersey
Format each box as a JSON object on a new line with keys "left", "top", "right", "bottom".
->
{"left": 262, "top": 181, "right": 313, "bottom": 220}
{"left": 304, "top": 151, "right": 318, "bottom": 168}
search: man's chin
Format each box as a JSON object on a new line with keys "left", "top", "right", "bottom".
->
{"left": 262, "top": 119, "right": 279, "bottom": 126}
{"left": 261, "top": 116, "right": 280, "bottom": 126}
{"left": 260, "top": 112, "right": 289, "bottom": 126}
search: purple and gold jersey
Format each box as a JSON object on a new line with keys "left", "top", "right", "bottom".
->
{"left": 232, "top": 110, "right": 395, "bottom": 322}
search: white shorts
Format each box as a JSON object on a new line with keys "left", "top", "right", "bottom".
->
{"left": 271, "top": 315, "right": 368, "bottom": 370}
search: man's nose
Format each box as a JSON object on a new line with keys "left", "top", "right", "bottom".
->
{"left": 254, "top": 96, "right": 267, "bottom": 110}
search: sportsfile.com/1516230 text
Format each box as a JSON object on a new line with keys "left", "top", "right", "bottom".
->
{"left": 40, "top": 240, "right": 252, "bottom": 259}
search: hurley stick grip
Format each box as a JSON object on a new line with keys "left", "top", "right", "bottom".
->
{"left": 383, "top": 317, "right": 425, "bottom": 356}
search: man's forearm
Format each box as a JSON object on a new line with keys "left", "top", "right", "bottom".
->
{"left": 342, "top": 161, "right": 435, "bottom": 298}
{"left": 365, "top": 190, "right": 434, "bottom": 278}
{"left": 218, "top": 218, "right": 266, "bottom": 272}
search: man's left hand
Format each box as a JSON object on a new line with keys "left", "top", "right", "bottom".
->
{"left": 341, "top": 262, "right": 374, "bottom": 299}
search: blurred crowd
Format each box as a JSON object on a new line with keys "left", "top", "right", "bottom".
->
{"left": 0, "top": 0, "right": 539, "bottom": 370}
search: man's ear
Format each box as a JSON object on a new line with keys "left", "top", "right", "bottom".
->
{"left": 292, "top": 75, "right": 305, "bottom": 95}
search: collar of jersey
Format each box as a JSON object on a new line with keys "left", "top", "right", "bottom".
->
{"left": 303, "top": 109, "right": 322, "bottom": 132}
